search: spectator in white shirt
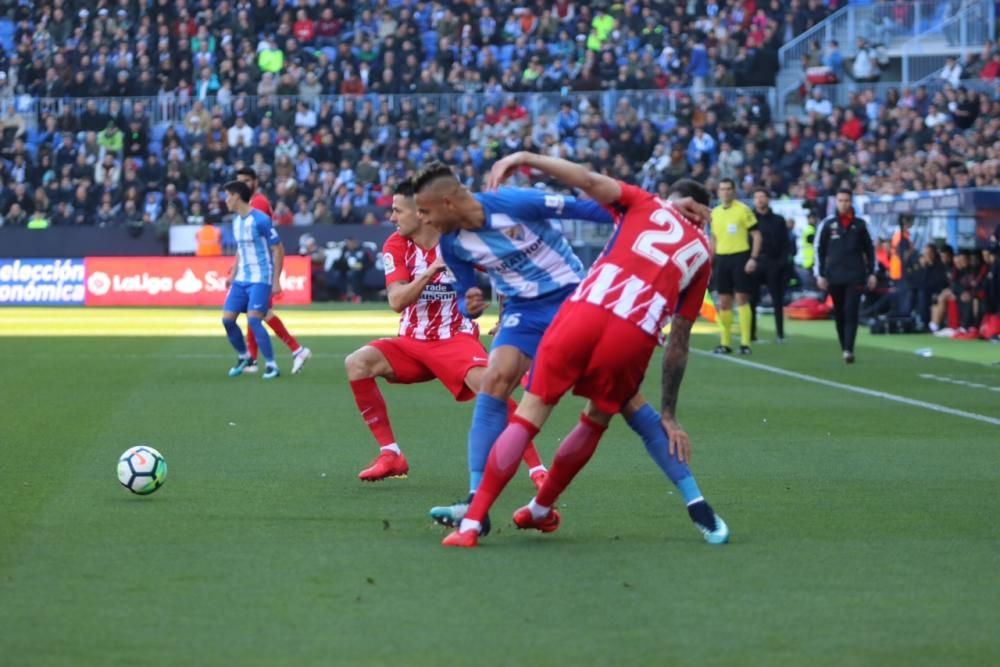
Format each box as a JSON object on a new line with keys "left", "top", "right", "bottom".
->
{"left": 925, "top": 104, "right": 949, "bottom": 128}
{"left": 805, "top": 88, "right": 833, "bottom": 117}
{"left": 294, "top": 101, "right": 317, "bottom": 129}
{"left": 227, "top": 114, "right": 253, "bottom": 147}
{"left": 938, "top": 56, "right": 963, "bottom": 88}
{"left": 851, "top": 38, "right": 880, "bottom": 82}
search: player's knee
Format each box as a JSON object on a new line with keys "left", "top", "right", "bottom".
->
{"left": 480, "top": 366, "right": 519, "bottom": 397}
{"left": 344, "top": 350, "right": 375, "bottom": 380}
{"left": 582, "top": 401, "right": 612, "bottom": 426}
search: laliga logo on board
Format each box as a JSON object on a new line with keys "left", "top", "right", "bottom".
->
{"left": 87, "top": 271, "right": 112, "bottom": 296}
{"left": 175, "top": 270, "right": 203, "bottom": 294}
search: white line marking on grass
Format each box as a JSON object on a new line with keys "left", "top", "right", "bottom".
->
{"left": 693, "top": 351, "right": 1000, "bottom": 427}
{"left": 919, "top": 373, "right": 1000, "bottom": 393}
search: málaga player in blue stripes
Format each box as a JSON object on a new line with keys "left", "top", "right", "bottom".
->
{"left": 412, "top": 161, "right": 717, "bottom": 536}
{"left": 221, "top": 180, "right": 284, "bottom": 380}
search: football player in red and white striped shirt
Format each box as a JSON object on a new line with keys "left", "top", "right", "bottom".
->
{"left": 234, "top": 167, "right": 312, "bottom": 375}
{"left": 443, "top": 153, "right": 728, "bottom": 548}
{"left": 345, "top": 179, "right": 548, "bottom": 485}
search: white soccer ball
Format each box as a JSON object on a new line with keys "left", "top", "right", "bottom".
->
{"left": 117, "top": 446, "right": 167, "bottom": 495}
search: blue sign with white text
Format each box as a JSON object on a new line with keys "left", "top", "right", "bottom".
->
{"left": 0, "top": 259, "right": 86, "bottom": 305}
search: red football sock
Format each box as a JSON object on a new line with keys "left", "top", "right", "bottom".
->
{"left": 466, "top": 415, "right": 540, "bottom": 524}
{"left": 265, "top": 314, "right": 300, "bottom": 353}
{"left": 535, "top": 413, "right": 607, "bottom": 508}
{"left": 507, "top": 399, "right": 543, "bottom": 469}
{"left": 349, "top": 378, "right": 397, "bottom": 448}
{"left": 246, "top": 326, "right": 258, "bottom": 361}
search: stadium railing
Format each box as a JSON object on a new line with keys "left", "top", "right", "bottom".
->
{"left": 779, "top": 1, "right": 986, "bottom": 72}
{"left": 20, "top": 86, "right": 778, "bottom": 133}
{"left": 899, "top": 0, "right": 997, "bottom": 83}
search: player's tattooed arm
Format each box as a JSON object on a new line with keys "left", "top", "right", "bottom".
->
{"left": 660, "top": 316, "right": 693, "bottom": 420}
{"left": 660, "top": 315, "right": 695, "bottom": 463}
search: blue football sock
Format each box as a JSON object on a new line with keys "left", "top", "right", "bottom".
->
{"left": 467, "top": 393, "right": 509, "bottom": 493}
{"left": 223, "top": 318, "right": 247, "bottom": 355}
{"left": 247, "top": 316, "right": 274, "bottom": 363}
{"left": 625, "top": 403, "right": 703, "bottom": 505}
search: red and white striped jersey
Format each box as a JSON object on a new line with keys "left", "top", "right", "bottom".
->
{"left": 569, "top": 182, "right": 712, "bottom": 339}
{"left": 382, "top": 232, "right": 479, "bottom": 341}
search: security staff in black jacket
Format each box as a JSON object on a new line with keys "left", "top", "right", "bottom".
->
{"left": 749, "top": 188, "right": 791, "bottom": 342}
{"left": 814, "top": 189, "right": 877, "bottom": 363}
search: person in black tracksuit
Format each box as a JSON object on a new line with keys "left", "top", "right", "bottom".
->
{"left": 749, "top": 188, "right": 791, "bottom": 342}
{"left": 814, "top": 189, "right": 877, "bottom": 363}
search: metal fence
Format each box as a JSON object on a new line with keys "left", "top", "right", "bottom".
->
{"left": 779, "top": 1, "right": 992, "bottom": 71}
{"left": 899, "top": 0, "right": 997, "bottom": 83}
{"left": 779, "top": 78, "right": 997, "bottom": 120}
{"left": 14, "top": 86, "right": 778, "bottom": 134}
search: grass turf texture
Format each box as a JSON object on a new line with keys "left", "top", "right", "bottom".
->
{"left": 1, "top": 309, "right": 998, "bottom": 666}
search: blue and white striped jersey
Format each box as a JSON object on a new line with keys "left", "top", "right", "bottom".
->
{"left": 232, "top": 208, "right": 280, "bottom": 285}
{"left": 439, "top": 188, "right": 613, "bottom": 311}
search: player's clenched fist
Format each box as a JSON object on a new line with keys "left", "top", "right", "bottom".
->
{"left": 426, "top": 254, "right": 448, "bottom": 276}
{"left": 464, "top": 287, "right": 489, "bottom": 317}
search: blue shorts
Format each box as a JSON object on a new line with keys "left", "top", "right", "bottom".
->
{"left": 223, "top": 282, "right": 272, "bottom": 315}
{"left": 492, "top": 284, "right": 577, "bottom": 358}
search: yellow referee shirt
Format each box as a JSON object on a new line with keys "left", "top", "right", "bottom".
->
{"left": 710, "top": 201, "right": 758, "bottom": 255}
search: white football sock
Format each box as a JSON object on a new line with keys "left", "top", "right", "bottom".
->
{"left": 381, "top": 444, "right": 401, "bottom": 455}
{"left": 459, "top": 519, "right": 481, "bottom": 534}
{"left": 528, "top": 465, "right": 547, "bottom": 475}
{"left": 528, "top": 498, "right": 551, "bottom": 520}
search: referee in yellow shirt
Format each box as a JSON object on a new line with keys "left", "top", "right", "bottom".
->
{"left": 709, "top": 179, "right": 762, "bottom": 354}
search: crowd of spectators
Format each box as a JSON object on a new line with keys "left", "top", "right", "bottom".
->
{"left": 867, "top": 223, "right": 1000, "bottom": 337}
{"left": 0, "top": 0, "right": 997, "bottom": 238}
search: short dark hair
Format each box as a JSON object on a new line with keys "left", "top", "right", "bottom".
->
{"left": 836, "top": 188, "right": 853, "bottom": 198}
{"left": 235, "top": 166, "right": 257, "bottom": 181}
{"left": 719, "top": 178, "right": 736, "bottom": 188}
{"left": 224, "top": 180, "right": 252, "bottom": 203}
{"left": 394, "top": 178, "right": 415, "bottom": 198}
{"left": 669, "top": 178, "right": 711, "bottom": 207}
{"left": 412, "top": 161, "right": 457, "bottom": 193}
{"left": 752, "top": 186, "right": 771, "bottom": 198}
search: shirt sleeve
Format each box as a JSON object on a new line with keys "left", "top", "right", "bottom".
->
{"left": 254, "top": 211, "right": 280, "bottom": 246}
{"left": 495, "top": 188, "right": 615, "bottom": 225}
{"left": 676, "top": 261, "right": 711, "bottom": 321}
{"left": 745, "top": 205, "right": 759, "bottom": 231}
{"left": 252, "top": 195, "right": 274, "bottom": 218}
{"left": 814, "top": 219, "right": 829, "bottom": 279}
{"left": 601, "top": 180, "right": 652, "bottom": 223}
{"left": 381, "top": 234, "right": 411, "bottom": 285}
{"left": 614, "top": 181, "right": 651, "bottom": 208}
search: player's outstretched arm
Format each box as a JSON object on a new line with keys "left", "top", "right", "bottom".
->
{"left": 660, "top": 315, "right": 695, "bottom": 463}
{"left": 486, "top": 151, "right": 622, "bottom": 205}
{"left": 386, "top": 254, "right": 447, "bottom": 313}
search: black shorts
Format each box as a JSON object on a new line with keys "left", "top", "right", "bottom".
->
{"left": 713, "top": 251, "right": 754, "bottom": 295}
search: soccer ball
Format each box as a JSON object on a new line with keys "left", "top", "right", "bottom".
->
{"left": 117, "top": 446, "right": 167, "bottom": 495}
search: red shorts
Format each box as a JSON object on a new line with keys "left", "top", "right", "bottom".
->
{"left": 527, "top": 303, "right": 657, "bottom": 415}
{"left": 369, "top": 334, "right": 488, "bottom": 401}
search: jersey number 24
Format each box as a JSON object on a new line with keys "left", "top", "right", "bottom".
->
{"left": 631, "top": 207, "right": 710, "bottom": 289}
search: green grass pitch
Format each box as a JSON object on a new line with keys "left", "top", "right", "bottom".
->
{"left": 1, "top": 311, "right": 998, "bottom": 666}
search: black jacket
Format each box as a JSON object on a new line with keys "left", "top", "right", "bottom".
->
{"left": 815, "top": 211, "right": 876, "bottom": 285}
{"left": 753, "top": 207, "right": 790, "bottom": 262}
